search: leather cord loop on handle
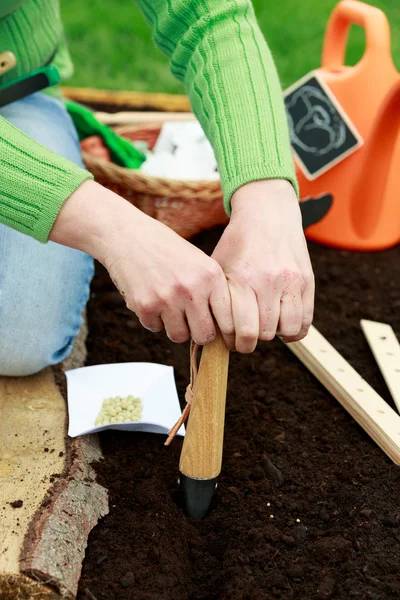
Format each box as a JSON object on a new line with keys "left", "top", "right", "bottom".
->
{"left": 164, "top": 340, "right": 199, "bottom": 446}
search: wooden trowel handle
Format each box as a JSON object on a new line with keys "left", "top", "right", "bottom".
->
{"left": 179, "top": 329, "right": 230, "bottom": 480}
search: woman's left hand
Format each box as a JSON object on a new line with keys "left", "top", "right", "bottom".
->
{"left": 212, "top": 179, "right": 315, "bottom": 353}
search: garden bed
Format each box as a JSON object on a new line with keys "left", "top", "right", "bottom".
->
{"left": 77, "top": 227, "right": 400, "bottom": 600}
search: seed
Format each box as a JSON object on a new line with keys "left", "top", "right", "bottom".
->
{"left": 95, "top": 395, "right": 143, "bottom": 426}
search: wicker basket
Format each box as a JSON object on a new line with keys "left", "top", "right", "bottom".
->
{"left": 82, "top": 124, "right": 228, "bottom": 239}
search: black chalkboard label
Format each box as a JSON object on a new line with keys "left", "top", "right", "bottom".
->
{"left": 284, "top": 72, "right": 363, "bottom": 180}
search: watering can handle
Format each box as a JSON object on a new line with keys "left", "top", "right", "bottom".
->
{"left": 322, "top": 0, "right": 391, "bottom": 71}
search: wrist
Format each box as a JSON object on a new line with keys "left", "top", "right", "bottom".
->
{"left": 230, "top": 179, "right": 297, "bottom": 214}
{"left": 50, "top": 180, "right": 137, "bottom": 261}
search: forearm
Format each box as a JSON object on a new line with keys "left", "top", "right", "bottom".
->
{"left": 135, "top": 0, "right": 298, "bottom": 210}
{"left": 49, "top": 179, "right": 136, "bottom": 262}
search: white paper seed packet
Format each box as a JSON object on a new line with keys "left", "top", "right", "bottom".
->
{"left": 65, "top": 362, "right": 185, "bottom": 438}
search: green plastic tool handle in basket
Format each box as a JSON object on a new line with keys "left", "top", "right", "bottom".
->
{"left": 65, "top": 100, "right": 146, "bottom": 170}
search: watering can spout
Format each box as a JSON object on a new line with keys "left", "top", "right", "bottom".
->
{"left": 351, "top": 80, "right": 400, "bottom": 243}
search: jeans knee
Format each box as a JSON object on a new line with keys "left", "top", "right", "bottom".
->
{"left": 0, "top": 345, "right": 53, "bottom": 377}
{"left": 0, "top": 329, "right": 77, "bottom": 376}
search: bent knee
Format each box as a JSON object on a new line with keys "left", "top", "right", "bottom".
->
{"left": 0, "top": 351, "right": 51, "bottom": 377}
{"left": 0, "top": 334, "right": 74, "bottom": 377}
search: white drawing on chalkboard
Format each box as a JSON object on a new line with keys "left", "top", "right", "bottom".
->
{"left": 286, "top": 86, "right": 346, "bottom": 156}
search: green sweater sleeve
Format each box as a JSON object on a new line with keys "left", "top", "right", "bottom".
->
{"left": 0, "top": 117, "right": 93, "bottom": 242}
{"left": 135, "top": 0, "right": 298, "bottom": 211}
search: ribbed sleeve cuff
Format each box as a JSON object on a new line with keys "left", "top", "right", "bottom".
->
{"left": 222, "top": 160, "right": 299, "bottom": 215}
{"left": 0, "top": 116, "right": 93, "bottom": 243}
{"left": 33, "top": 170, "right": 93, "bottom": 242}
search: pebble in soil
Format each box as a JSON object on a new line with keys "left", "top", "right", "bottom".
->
{"left": 78, "top": 229, "right": 400, "bottom": 600}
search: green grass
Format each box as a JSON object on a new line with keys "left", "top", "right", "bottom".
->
{"left": 61, "top": 0, "right": 400, "bottom": 92}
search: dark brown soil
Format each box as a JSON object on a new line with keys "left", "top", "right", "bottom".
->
{"left": 78, "top": 227, "right": 400, "bottom": 600}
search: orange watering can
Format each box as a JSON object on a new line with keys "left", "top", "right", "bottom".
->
{"left": 294, "top": 0, "right": 400, "bottom": 251}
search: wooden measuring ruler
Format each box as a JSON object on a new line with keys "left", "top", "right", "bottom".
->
{"left": 288, "top": 325, "right": 400, "bottom": 465}
{"left": 361, "top": 319, "right": 400, "bottom": 413}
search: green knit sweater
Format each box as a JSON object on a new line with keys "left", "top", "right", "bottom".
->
{"left": 0, "top": 0, "right": 297, "bottom": 243}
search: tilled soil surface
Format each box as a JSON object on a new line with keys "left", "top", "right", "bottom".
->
{"left": 78, "top": 228, "right": 400, "bottom": 600}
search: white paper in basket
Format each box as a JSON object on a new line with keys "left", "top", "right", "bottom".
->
{"left": 65, "top": 362, "right": 185, "bottom": 438}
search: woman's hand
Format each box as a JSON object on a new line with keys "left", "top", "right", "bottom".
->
{"left": 212, "top": 179, "right": 315, "bottom": 353}
{"left": 50, "top": 180, "right": 233, "bottom": 345}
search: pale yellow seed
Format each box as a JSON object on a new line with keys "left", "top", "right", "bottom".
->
{"left": 96, "top": 394, "right": 143, "bottom": 426}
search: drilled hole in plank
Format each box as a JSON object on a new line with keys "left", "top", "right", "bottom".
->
{"left": 377, "top": 410, "right": 385, "bottom": 414}
{"left": 320, "top": 349, "right": 328, "bottom": 353}
{"left": 357, "top": 388, "right": 364, "bottom": 392}
{"left": 387, "top": 352, "right": 394, "bottom": 356}
{"left": 380, "top": 336, "right": 387, "bottom": 340}
{"left": 337, "top": 368, "right": 345, "bottom": 372}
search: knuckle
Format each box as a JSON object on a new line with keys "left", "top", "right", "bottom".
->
{"left": 170, "top": 283, "right": 187, "bottom": 300}
{"left": 168, "top": 331, "right": 190, "bottom": 344}
{"left": 264, "top": 270, "right": 279, "bottom": 284}
{"left": 235, "top": 271, "right": 251, "bottom": 287}
{"left": 193, "top": 331, "right": 216, "bottom": 346}
{"left": 238, "top": 326, "right": 258, "bottom": 341}
{"left": 157, "top": 287, "right": 176, "bottom": 306}
{"left": 135, "top": 297, "right": 159, "bottom": 315}
{"left": 276, "top": 268, "right": 304, "bottom": 290}
{"left": 202, "top": 261, "right": 224, "bottom": 287}
{"left": 259, "top": 330, "right": 276, "bottom": 342}
{"left": 284, "top": 268, "right": 302, "bottom": 284}
{"left": 208, "top": 259, "right": 223, "bottom": 279}
{"left": 125, "top": 299, "right": 136, "bottom": 313}
{"left": 281, "top": 326, "right": 302, "bottom": 337}
{"left": 220, "top": 323, "right": 235, "bottom": 336}
{"left": 296, "top": 331, "right": 308, "bottom": 341}
{"left": 170, "top": 276, "right": 202, "bottom": 298}
{"left": 233, "top": 264, "right": 256, "bottom": 287}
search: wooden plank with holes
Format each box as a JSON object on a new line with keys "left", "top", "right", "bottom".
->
{"left": 287, "top": 325, "right": 400, "bottom": 465}
{"left": 361, "top": 319, "right": 400, "bottom": 413}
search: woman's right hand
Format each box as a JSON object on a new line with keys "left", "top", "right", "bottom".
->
{"left": 50, "top": 180, "right": 234, "bottom": 346}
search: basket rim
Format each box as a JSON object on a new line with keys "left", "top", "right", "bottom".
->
{"left": 81, "top": 151, "right": 223, "bottom": 198}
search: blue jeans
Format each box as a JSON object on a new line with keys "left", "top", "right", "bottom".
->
{"left": 0, "top": 93, "right": 94, "bottom": 376}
